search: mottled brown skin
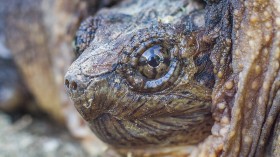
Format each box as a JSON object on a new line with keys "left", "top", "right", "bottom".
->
{"left": 66, "top": 0, "right": 280, "bottom": 156}
{"left": 195, "top": 0, "right": 280, "bottom": 157}
{"left": 218, "top": 0, "right": 280, "bottom": 156}
{"left": 65, "top": 0, "right": 217, "bottom": 155}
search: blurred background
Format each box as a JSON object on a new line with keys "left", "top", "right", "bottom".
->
{"left": 0, "top": 0, "right": 120, "bottom": 156}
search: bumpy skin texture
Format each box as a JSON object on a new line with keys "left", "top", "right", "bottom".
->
{"left": 65, "top": 0, "right": 217, "bottom": 154}
{"left": 66, "top": 0, "right": 280, "bottom": 156}
{"left": 220, "top": 0, "right": 280, "bottom": 156}
{"left": 196, "top": 0, "right": 280, "bottom": 157}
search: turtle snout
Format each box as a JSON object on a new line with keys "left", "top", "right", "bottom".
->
{"left": 64, "top": 71, "right": 103, "bottom": 121}
{"left": 64, "top": 77, "right": 78, "bottom": 91}
{"left": 64, "top": 71, "right": 88, "bottom": 95}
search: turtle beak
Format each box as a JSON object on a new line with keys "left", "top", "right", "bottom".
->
{"left": 64, "top": 45, "right": 120, "bottom": 120}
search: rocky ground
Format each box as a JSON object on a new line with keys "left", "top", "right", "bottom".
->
{"left": 0, "top": 111, "right": 89, "bottom": 157}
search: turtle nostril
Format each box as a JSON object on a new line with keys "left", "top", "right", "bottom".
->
{"left": 70, "top": 81, "right": 78, "bottom": 90}
{"left": 65, "top": 79, "right": 70, "bottom": 88}
{"left": 64, "top": 75, "right": 79, "bottom": 91}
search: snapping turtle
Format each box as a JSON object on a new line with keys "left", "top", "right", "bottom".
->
{"left": 65, "top": 0, "right": 280, "bottom": 156}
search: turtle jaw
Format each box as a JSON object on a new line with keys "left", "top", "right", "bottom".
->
{"left": 89, "top": 111, "right": 214, "bottom": 148}
{"left": 64, "top": 48, "right": 215, "bottom": 148}
{"left": 65, "top": 70, "right": 214, "bottom": 148}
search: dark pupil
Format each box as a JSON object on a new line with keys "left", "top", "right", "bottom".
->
{"left": 148, "top": 54, "right": 161, "bottom": 67}
{"left": 141, "top": 45, "right": 163, "bottom": 67}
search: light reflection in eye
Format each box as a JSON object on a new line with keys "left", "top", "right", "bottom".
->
{"left": 144, "top": 59, "right": 177, "bottom": 89}
{"left": 141, "top": 45, "right": 163, "bottom": 67}
{"left": 138, "top": 45, "right": 170, "bottom": 79}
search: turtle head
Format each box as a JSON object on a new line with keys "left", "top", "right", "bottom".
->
{"left": 65, "top": 0, "right": 214, "bottom": 148}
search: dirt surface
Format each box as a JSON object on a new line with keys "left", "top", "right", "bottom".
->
{"left": 0, "top": 111, "right": 89, "bottom": 157}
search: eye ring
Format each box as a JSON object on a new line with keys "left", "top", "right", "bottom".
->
{"left": 138, "top": 44, "right": 170, "bottom": 79}
{"left": 121, "top": 38, "right": 182, "bottom": 92}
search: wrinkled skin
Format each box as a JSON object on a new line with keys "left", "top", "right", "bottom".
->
{"left": 196, "top": 0, "right": 280, "bottom": 157}
{"left": 212, "top": 0, "right": 280, "bottom": 156}
{"left": 66, "top": 0, "right": 214, "bottom": 155}
{"left": 65, "top": 0, "right": 280, "bottom": 156}
{"left": 65, "top": 1, "right": 214, "bottom": 155}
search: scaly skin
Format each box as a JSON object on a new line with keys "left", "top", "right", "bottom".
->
{"left": 195, "top": 0, "right": 280, "bottom": 157}
{"left": 66, "top": 0, "right": 215, "bottom": 156}
{"left": 65, "top": 0, "right": 280, "bottom": 156}
{"left": 217, "top": 0, "right": 280, "bottom": 156}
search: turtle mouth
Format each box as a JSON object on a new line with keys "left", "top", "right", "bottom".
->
{"left": 89, "top": 112, "right": 213, "bottom": 148}
{"left": 72, "top": 96, "right": 102, "bottom": 121}
{"left": 66, "top": 68, "right": 214, "bottom": 146}
{"left": 65, "top": 73, "right": 113, "bottom": 122}
{"left": 65, "top": 72, "right": 214, "bottom": 148}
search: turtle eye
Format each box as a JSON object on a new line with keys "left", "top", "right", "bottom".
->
{"left": 121, "top": 39, "right": 181, "bottom": 92}
{"left": 138, "top": 45, "right": 170, "bottom": 79}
